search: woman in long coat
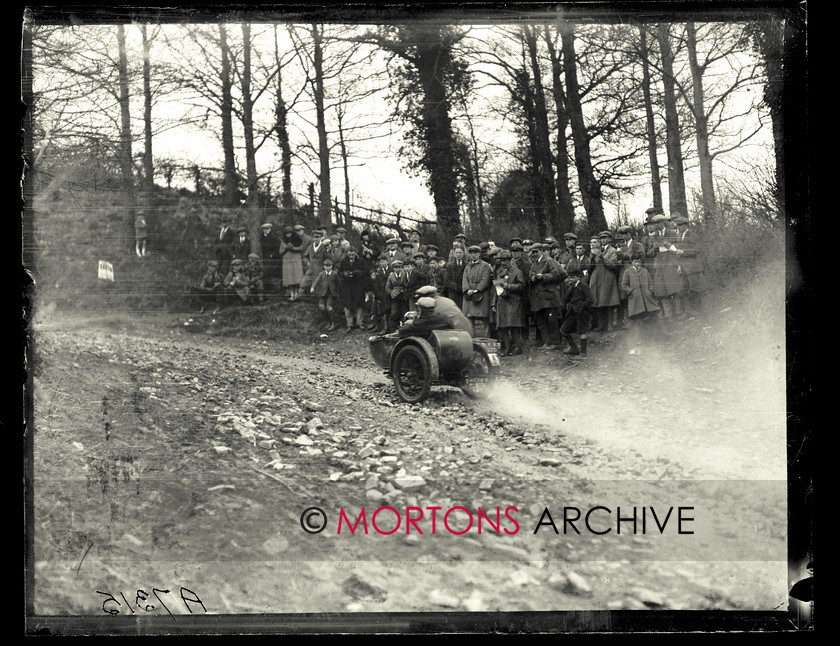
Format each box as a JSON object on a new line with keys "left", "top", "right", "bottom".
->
{"left": 587, "top": 236, "right": 621, "bottom": 332}
{"left": 279, "top": 226, "right": 305, "bottom": 301}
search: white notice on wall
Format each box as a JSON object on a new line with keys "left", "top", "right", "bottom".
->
{"left": 98, "top": 260, "right": 114, "bottom": 282}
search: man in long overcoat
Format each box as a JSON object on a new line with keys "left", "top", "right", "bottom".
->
{"left": 588, "top": 232, "right": 621, "bottom": 333}
{"left": 461, "top": 245, "right": 492, "bottom": 337}
{"left": 673, "top": 216, "right": 706, "bottom": 315}
{"left": 444, "top": 246, "right": 467, "bottom": 308}
{"left": 528, "top": 243, "right": 567, "bottom": 349}
{"left": 491, "top": 249, "right": 526, "bottom": 355}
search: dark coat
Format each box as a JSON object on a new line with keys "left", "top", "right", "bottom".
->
{"left": 564, "top": 279, "right": 594, "bottom": 316}
{"left": 528, "top": 255, "right": 566, "bottom": 311}
{"left": 215, "top": 226, "right": 237, "bottom": 266}
{"left": 461, "top": 259, "right": 492, "bottom": 319}
{"left": 230, "top": 235, "right": 252, "bottom": 261}
{"left": 433, "top": 295, "right": 473, "bottom": 333}
{"left": 397, "top": 308, "right": 451, "bottom": 338}
{"left": 443, "top": 258, "right": 467, "bottom": 304}
{"left": 492, "top": 263, "right": 526, "bottom": 328}
{"left": 337, "top": 254, "right": 368, "bottom": 309}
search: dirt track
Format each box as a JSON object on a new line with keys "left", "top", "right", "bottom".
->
{"left": 28, "top": 308, "right": 788, "bottom": 618}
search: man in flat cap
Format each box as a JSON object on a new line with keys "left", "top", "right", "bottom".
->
{"left": 335, "top": 226, "right": 351, "bottom": 252}
{"left": 588, "top": 231, "right": 621, "bottom": 333}
{"left": 558, "top": 233, "right": 578, "bottom": 268}
{"left": 300, "top": 228, "right": 326, "bottom": 293}
{"left": 382, "top": 237, "right": 407, "bottom": 269}
{"left": 529, "top": 243, "right": 567, "bottom": 350}
{"left": 672, "top": 216, "right": 706, "bottom": 315}
{"left": 444, "top": 245, "right": 467, "bottom": 308}
{"left": 385, "top": 258, "right": 411, "bottom": 333}
{"left": 215, "top": 214, "right": 236, "bottom": 275}
{"left": 405, "top": 251, "right": 429, "bottom": 309}
{"left": 408, "top": 228, "right": 427, "bottom": 257}
{"left": 492, "top": 249, "right": 527, "bottom": 355}
{"left": 646, "top": 214, "right": 682, "bottom": 319}
{"left": 614, "top": 225, "right": 645, "bottom": 327}
{"left": 230, "top": 225, "right": 252, "bottom": 262}
{"left": 415, "top": 285, "right": 472, "bottom": 333}
{"left": 510, "top": 240, "right": 533, "bottom": 336}
{"left": 461, "top": 244, "right": 493, "bottom": 336}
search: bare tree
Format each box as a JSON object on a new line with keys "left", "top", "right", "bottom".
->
{"left": 655, "top": 23, "right": 688, "bottom": 217}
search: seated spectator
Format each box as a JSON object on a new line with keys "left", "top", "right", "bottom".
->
{"left": 222, "top": 258, "right": 251, "bottom": 305}
{"left": 189, "top": 259, "right": 222, "bottom": 312}
{"left": 310, "top": 257, "right": 341, "bottom": 331}
{"left": 560, "top": 269, "right": 594, "bottom": 356}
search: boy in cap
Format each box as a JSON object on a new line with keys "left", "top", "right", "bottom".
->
{"left": 369, "top": 256, "right": 391, "bottom": 332}
{"left": 311, "top": 257, "right": 341, "bottom": 331}
{"left": 385, "top": 259, "right": 411, "bottom": 332}
{"left": 614, "top": 226, "right": 645, "bottom": 327}
{"left": 408, "top": 228, "right": 427, "bottom": 257}
{"left": 461, "top": 245, "right": 492, "bottom": 336}
{"left": 189, "top": 259, "right": 222, "bottom": 311}
{"left": 560, "top": 269, "right": 593, "bottom": 356}
{"left": 405, "top": 252, "right": 429, "bottom": 308}
{"left": 335, "top": 226, "right": 351, "bottom": 252}
{"left": 620, "top": 253, "right": 659, "bottom": 324}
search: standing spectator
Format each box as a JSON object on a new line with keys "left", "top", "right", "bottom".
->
{"left": 258, "top": 223, "right": 282, "bottom": 291}
{"left": 647, "top": 214, "right": 682, "bottom": 319}
{"left": 300, "top": 229, "right": 327, "bottom": 292}
{"left": 614, "top": 226, "right": 646, "bottom": 328}
{"left": 337, "top": 246, "right": 368, "bottom": 332}
{"left": 565, "top": 241, "right": 590, "bottom": 283}
{"left": 335, "top": 226, "right": 351, "bottom": 252}
{"left": 510, "top": 240, "right": 532, "bottom": 339}
{"left": 310, "top": 257, "right": 341, "bottom": 331}
{"left": 425, "top": 244, "right": 441, "bottom": 265}
{"left": 279, "top": 226, "right": 305, "bottom": 302}
{"left": 405, "top": 252, "right": 429, "bottom": 309}
{"left": 382, "top": 237, "right": 406, "bottom": 269}
{"left": 461, "top": 244, "right": 493, "bottom": 337}
{"left": 369, "top": 256, "right": 391, "bottom": 332}
{"left": 359, "top": 229, "right": 380, "bottom": 325}
{"left": 294, "top": 224, "right": 312, "bottom": 255}
{"left": 215, "top": 215, "right": 236, "bottom": 275}
{"left": 326, "top": 235, "right": 346, "bottom": 267}
{"left": 588, "top": 232, "right": 621, "bottom": 333}
{"left": 135, "top": 210, "right": 148, "bottom": 258}
{"left": 448, "top": 233, "right": 468, "bottom": 260}
{"left": 620, "top": 254, "right": 660, "bottom": 324}
{"left": 558, "top": 233, "right": 578, "bottom": 268}
{"left": 230, "top": 226, "right": 251, "bottom": 262}
{"left": 386, "top": 259, "right": 411, "bottom": 332}
{"left": 444, "top": 246, "right": 467, "bottom": 308}
{"left": 359, "top": 229, "right": 381, "bottom": 264}
{"left": 428, "top": 257, "right": 446, "bottom": 292}
{"left": 492, "top": 249, "right": 526, "bottom": 356}
{"left": 408, "top": 229, "right": 427, "bottom": 257}
{"left": 560, "top": 269, "right": 594, "bottom": 356}
{"left": 528, "top": 243, "right": 566, "bottom": 350}
{"left": 672, "top": 216, "right": 706, "bottom": 315}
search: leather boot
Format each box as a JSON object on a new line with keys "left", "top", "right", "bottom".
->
{"left": 580, "top": 336, "right": 588, "bottom": 357}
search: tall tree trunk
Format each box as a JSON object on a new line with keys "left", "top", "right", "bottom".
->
{"left": 559, "top": 22, "right": 607, "bottom": 233}
{"left": 140, "top": 24, "right": 154, "bottom": 198}
{"left": 414, "top": 32, "right": 461, "bottom": 238}
{"left": 219, "top": 25, "right": 238, "bottom": 208}
{"left": 543, "top": 26, "right": 576, "bottom": 234}
{"left": 518, "top": 68, "right": 548, "bottom": 239}
{"left": 656, "top": 24, "right": 688, "bottom": 217}
{"left": 685, "top": 22, "right": 716, "bottom": 224}
{"left": 273, "top": 27, "right": 293, "bottom": 211}
{"left": 116, "top": 24, "right": 135, "bottom": 224}
{"left": 336, "top": 106, "right": 352, "bottom": 229}
{"left": 240, "top": 24, "right": 259, "bottom": 244}
{"left": 524, "top": 26, "right": 560, "bottom": 236}
{"left": 639, "top": 26, "right": 664, "bottom": 214}
{"left": 311, "top": 24, "right": 332, "bottom": 228}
